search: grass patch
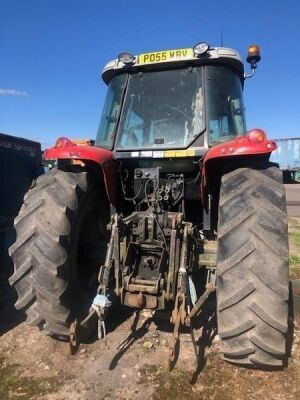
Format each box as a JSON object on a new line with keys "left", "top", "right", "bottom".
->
{"left": 289, "top": 255, "right": 300, "bottom": 279}
{"left": 290, "top": 232, "right": 300, "bottom": 247}
{"left": 0, "top": 357, "right": 60, "bottom": 400}
{"left": 151, "top": 368, "right": 199, "bottom": 400}
{"left": 289, "top": 255, "right": 300, "bottom": 266}
{"left": 150, "top": 353, "right": 237, "bottom": 400}
{"left": 150, "top": 349, "right": 300, "bottom": 400}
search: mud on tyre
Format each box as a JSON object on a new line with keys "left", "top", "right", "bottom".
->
{"left": 9, "top": 169, "right": 109, "bottom": 339}
{"left": 217, "top": 163, "right": 289, "bottom": 367}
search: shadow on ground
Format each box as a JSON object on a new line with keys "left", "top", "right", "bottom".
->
{"left": 0, "top": 257, "right": 25, "bottom": 335}
{"left": 107, "top": 295, "right": 218, "bottom": 381}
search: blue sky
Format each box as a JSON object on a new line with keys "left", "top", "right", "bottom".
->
{"left": 1, "top": 0, "right": 299, "bottom": 148}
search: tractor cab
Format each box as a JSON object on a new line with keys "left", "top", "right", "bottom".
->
{"left": 96, "top": 43, "right": 250, "bottom": 157}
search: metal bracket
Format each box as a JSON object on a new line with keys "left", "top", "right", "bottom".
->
{"left": 69, "top": 310, "right": 98, "bottom": 355}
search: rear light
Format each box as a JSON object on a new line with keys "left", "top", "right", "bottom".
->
{"left": 55, "top": 137, "right": 74, "bottom": 148}
{"left": 247, "top": 129, "right": 266, "bottom": 143}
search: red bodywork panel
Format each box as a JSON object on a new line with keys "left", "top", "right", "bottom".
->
{"left": 203, "top": 133, "right": 276, "bottom": 165}
{"left": 44, "top": 131, "right": 277, "bottom": 207}
{"left": 44, "top": 141, "right": 117, "bottom": 206}
{"left": 201, "top": 130, "right": 277, "bottom": 201}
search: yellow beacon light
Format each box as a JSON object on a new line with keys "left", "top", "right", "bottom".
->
{"left": 246, "top": 44, "right": 261, "bottom": 65}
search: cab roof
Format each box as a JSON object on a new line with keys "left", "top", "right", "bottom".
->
{"left": 102, "top": 46, "right": 244, "bottom": 84}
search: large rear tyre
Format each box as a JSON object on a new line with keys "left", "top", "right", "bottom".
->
{"left": 9, "top": 169, "right": 109, "bottom": 338}
{"left": 217, "top": 163, "right": 289, "bottom": 368}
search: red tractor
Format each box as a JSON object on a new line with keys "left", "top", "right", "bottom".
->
{"left": 9, "top": 42, "right": 289, "bottom": 368}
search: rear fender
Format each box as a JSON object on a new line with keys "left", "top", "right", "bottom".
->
{"left": 201, "top": 131, "right": 277, "bottom": 203}
{"left": 44, "top": 140, "right": 117, "bottom": 206}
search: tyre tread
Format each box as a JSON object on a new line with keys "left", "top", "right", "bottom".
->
{"left": 217, "top": 163, "right": 289, "bottom": 368}
{"left": 9, "top": 169, "right": 88, "bottom": 337}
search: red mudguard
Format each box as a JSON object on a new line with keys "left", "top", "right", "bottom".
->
{"left": 44, "top": 139, "right": 117, "bottom": 206}
{"left": 201, "top": 130, "right": 277, "bottom": 200}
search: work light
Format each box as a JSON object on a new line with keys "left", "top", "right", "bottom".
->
{"left": 193, "top": 42, "right": 210, "bottom": 56}
{"left": 118, "top": 52, "right": 135, "bottom": 64}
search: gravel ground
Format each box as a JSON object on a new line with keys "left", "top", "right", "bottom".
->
{"left": 0, "top": 217, "right": 299, "bottom": 400}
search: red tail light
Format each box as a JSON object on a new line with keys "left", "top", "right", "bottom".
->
{"left": 55, "top": 137, "right": 75, "bottom": 148}
{"left": 247, "top": 129, "right": 266, "bottom": 143}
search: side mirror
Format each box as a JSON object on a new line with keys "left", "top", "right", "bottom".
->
{"left": 244, "top": 44, "right": 261, "bottom": 79}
